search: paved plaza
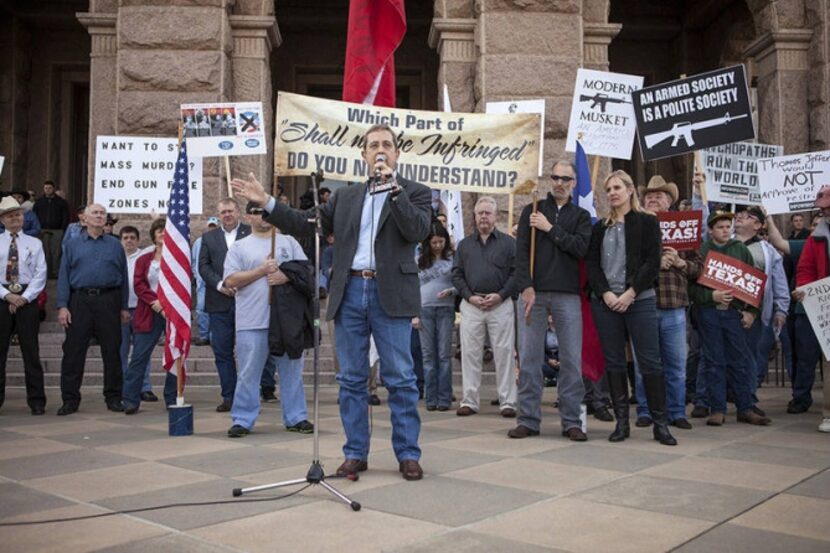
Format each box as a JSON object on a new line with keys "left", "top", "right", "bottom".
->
{"left": 0, "top": 383, "right": 829, "bottom": 552}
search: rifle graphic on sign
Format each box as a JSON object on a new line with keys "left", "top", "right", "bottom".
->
{"left": 579, "top": 93, "right": 630, "bottom": 113}
{"left": 644, "top": 112, "right": 748, "bottom": 149}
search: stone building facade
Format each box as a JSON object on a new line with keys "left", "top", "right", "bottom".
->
{"left": 0, "top": 0, "right": 827, "bottom": 231}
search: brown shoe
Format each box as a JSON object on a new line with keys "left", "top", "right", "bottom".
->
{"left": 399, "top": 459, "right": 423, "bottom": 481}
{"left": 216, "top": 399, "right": 232, "bottom": 413}
{"left": 456, "top": 406, "right": 477, "bottom": 416}
{"left": 706, "top": 412, "right": 726, "bottom": 426}
{"left": 501, "top": 407, "right": 516, "bottom": 418}
{"left": 737, "top": 410, "right": 771, "bottom": 426}
{"left": 562, "top": 427, "right": 588, "bottom": 442}
{"left": 335, "top": 458, "right": 368, "bottom": 478}
{"left": 507, "top": 425, "right": 539, "bottom": 439}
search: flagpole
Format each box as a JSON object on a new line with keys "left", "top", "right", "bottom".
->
{"left": 176, "top": 121, "right": 186, "bottom": 407}
{"left": 224, "top": 156, "right": 233, "bottom": 197}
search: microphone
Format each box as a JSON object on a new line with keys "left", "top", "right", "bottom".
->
{"left": 369, "top": 153, "right": 394, "bottom": 195}
{"left": 374, "top": 153, "right": 386, "bottom": 181}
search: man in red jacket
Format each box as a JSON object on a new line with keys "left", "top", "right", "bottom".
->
{"left": 792, "top": 185, "right": 830, "bottom": 432}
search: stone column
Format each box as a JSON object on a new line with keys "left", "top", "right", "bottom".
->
{"left": 77, "top": 12, "right": 117, "bottom": 203}
{"left": 429, "top": 13, "right": 477, "bottom": 233}
{"left": 745, "top": 29, "right": 813, "bottom": 153}
{"left": 229, "top": 15, "right": 280, "bottom": 196}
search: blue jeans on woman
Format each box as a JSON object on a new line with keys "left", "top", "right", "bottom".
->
{"left": 123, "top": 312, "right": 177, "bottom": 409}
{"left": 419, "top": 305, "right": 454, "bottom": 408}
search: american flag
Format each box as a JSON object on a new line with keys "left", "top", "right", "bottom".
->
{"left": 158, "top": 141, "right": 192, "bottom": 382}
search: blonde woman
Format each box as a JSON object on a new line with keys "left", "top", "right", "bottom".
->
{"left": 586, "top": 170, "right": 676, "bottom": 446}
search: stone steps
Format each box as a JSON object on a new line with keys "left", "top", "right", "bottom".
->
{"left": 7, "top": 280, "right": 497, "bottom": 389}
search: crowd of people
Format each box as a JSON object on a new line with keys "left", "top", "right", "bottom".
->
{"left": 0, "top": 124, "right": 828, "bottom": 484}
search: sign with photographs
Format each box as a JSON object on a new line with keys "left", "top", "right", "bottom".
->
{"left": 566, "top": 69, "right": 643, "bottom": 160}
{"left": 758, "top": 150, "right": 830, "bottom": 215}
{"left": 798, "top": 276, "right": 830, "bottom": 361}
{"left": 93, "top": 136, "right": 203, "bottom": 214}
{"left": 657, "top": 210, "right": 703, "bottom": 251}
{"left": 274, "top": 92, "right": 541, "bottom": 194}
{"left": 181, "top": 102, "right": 266, "bottom": 157}
{"left": 632, "top": 65, "right": 755, "bottom": 161}
{"left": 485, "top": 99, "right": 545, "bottom": 175}
{"left": 702, "top": 141, "right": 783, "bottom": 204}
{"left": 697, "top": 250, "right": 767, "bottom": 308}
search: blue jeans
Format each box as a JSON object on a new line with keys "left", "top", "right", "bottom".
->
{"left": 231, "top": 329, "right": 307, "bottom": 429}
{"left": 792, "top": 313, "right": 821, "bottom": 406}
{"left": 634, "top": 307, "right": 687, "bottom": 421}
{"left": 209, "top": 309, "right": 237, "bottom": 401}
{"left": 419, "top": 305, "right": 454, "bottom": 408}
{"left": 120, "top": 309, "right": 152, "bottom": 393}
{"left": 697, "top": 307, "right": 755, "bottom": 413}
{"left": 411, "top": 327, "right": 424, "bottom": 392}
{"left": 123, "top": 313, "right": 176, "bottom": 408}
{"left": 335, "top": 276, "right": 421, "bottom": 462}
{"left": 743, "top": 317, "right": 764, "bottom": 403}
{"left": 195, "top": 280, "right": 210, "bottom": 342}
{"left": 756, "top": 323, "right": 781, "bottom": 384}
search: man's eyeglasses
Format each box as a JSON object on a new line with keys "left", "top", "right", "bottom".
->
{"left": 550, "top": 175, "right": 574, "bottom": 183}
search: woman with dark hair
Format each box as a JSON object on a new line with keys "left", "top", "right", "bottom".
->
{"left": 122, "top": 218, "right": 177, "bottom": 413}
{"left": 586, "top": 170, "right": 676, "bottom": 446}
{"left": 413, "top": 221, "right": 456, "bottom": 411}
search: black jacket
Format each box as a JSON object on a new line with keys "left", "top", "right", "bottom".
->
{"left": 198, "top": 224, "right": 251, "bottom": 313}
{"left": 515, "top": 195, "right": 592, "bottom": 294}
{"left": 269, "top": 260, "right": 315, "bottom": 359}
{"left": 586, "top": 210, "right": 661, "bottom": 298}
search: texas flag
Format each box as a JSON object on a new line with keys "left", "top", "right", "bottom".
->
{"left": 574, "top": 140, "right": 597, "bottom": 220}
{"left": 342, "top": 0, "right": 406, "bottom": 107}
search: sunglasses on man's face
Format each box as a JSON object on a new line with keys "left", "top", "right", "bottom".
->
{"left": 248, "top": 208, "right": 265, "bottom": 215}
{"left": 550, "top": 175, "right": 574, "bottom": 183}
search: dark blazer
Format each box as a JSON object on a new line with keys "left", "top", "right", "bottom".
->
{"left": 198, "top": 223, "right": 251, "bottom": 313}
{"left": 586, "top": 210, "right": 661, "bottom": 298}
{"left": 264, "top": 176, "right": 432, "bottom": 320}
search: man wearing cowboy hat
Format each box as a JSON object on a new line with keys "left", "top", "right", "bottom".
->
{"left": 1, "top": 190, "right": 41, "bottom": 238}
{"left": 0, "top": 196, "right": 47, "bottom": 414}
{"left": 637, "top": 176, "right": 703, "bottom": 430}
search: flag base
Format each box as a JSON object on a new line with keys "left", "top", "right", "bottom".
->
{"left": 168, "top": 404, "right": 194, "bottom": 436}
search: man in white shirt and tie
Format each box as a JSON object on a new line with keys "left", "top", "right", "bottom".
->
{"left": 0, "top": 196, "right": 47, "bottom": 414}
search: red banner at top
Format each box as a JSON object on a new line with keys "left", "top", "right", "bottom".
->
{"left": 697, "top": 250, "right": 767, "bottom": 308}
{"left": 658, "top": 210, "right": 702, "bottom": 251}
{"left": 343, "top": 0, "right": 406, "bottom": 107}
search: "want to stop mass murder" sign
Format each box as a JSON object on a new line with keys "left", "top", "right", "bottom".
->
{"left": 697, "top": 250, "right": 767, "bottom": 308}
{"left": 94, "top": 136, "right": 203, "bottom": 214}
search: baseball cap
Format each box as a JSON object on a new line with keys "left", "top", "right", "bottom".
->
{"left": 207, "top": 217, "right": 219, "bottom": 227}
{"left": 707, "top": 210, "right": 735, "bottom": 228}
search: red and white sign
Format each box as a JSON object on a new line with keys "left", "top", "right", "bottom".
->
{"left": 658, "top": 210, "right": 702, "bottom": 251}
{"left": 697, "top": 251, "right": 767, "bottom": 308}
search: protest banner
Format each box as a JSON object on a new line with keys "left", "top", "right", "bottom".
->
{"left": 758, "top": 150, "right": 830, "bottom": 215}
{"left": 797, "top": 276, "right": 830, "bottom": 361}
{"left": 658, "top": 210, "right": 702, "bottom": 251}
{"left": 566, "top": 69, "right": 643, "bottom": 160}
{"left": 485, "top": 99, "right": 545, "bottom": 176}
{"left": 181, "top": 102, "right": 266, "bottom": 158}
{"left": 702, "top": 141, "right": 783, "bottom": 204}
{"left": 632, "top": 65, "right": 755, "bottom": 161}
{"left": 274, "top": 91, "right": 541, "bottom": 194}
{"left": 93, "top": 136, "right": 203, "bottom": 214}
{"left": 697, "top": 250, "right": 767, "bottom": 308}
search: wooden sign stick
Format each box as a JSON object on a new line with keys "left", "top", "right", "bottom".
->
{"left": 224, "top": 156, "right": 233, "bottom": 197}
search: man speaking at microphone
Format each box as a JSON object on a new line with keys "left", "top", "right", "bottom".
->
{"left": 232, "top": 124, "right": 432, "bottom": 481}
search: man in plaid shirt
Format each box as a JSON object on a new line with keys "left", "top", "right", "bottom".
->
{"left": 637, "top": 177, "right": 702, "bottom": 430}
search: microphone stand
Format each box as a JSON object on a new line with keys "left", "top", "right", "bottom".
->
{"left": 232, "top": 170, "right": 361, "bottom": 511}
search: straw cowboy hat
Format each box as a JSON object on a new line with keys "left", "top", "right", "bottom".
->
{"left": 0, "top": 196, "right": 27, "bottom": 216}
{"left": 638, "top": 175, "right": 679, "bottom": 205}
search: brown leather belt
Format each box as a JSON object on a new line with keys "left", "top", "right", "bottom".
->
{"left": 350, "top": 269, "right": 376, "bottom": 279}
